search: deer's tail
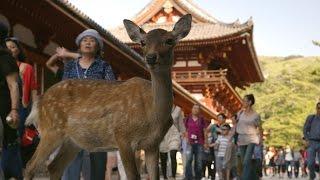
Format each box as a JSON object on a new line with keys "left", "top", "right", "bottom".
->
{"left": 25, "top": 97, "right": 41, "bottom": 129}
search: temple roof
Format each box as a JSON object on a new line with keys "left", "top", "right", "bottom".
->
{"left": 132, "top": 0, "right": 219, "bottom": 24}
{"left": 111, "top": 20, "right": 253, "bottom": 44}
{"left": 109, "top": 0, "right": 254, "bottom": 44}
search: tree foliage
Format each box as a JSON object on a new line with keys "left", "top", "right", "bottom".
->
{"left": 238, "top": 56, "right": 320, "bottom": 148}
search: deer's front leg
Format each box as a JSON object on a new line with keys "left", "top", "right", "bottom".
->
{"left": 48, "top": 139, "right": 81, "bottom": 180}
{"left": 25, "top": 133, "right": 64, "bottom": 180}
{"left": 145, "top": 148, "right": 160, "bottom": 180}
{"left": 118, "top": 143, "right": 140, "bottom": 180}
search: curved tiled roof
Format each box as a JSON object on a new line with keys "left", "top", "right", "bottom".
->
{"left": 132, "top": 0, "right": 220, "bottom": 24}
{"left": 109, "top": 0, "right": 254, "bottom": 43}
{"left": 131, "top": 0, "right": 252, "bottom": 27}
{"left": 110, "top": 21, "right": 253, "bottom": 44}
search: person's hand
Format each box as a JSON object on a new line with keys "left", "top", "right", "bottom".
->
{"left": 56, "top": 47, "right": 70, "bottom": 59}
{"left": 180, "top": 132, "right": 185, "bottom": 138}
{"left": 7, "top": 109, "right": 19, "bottom": 129}
{"left": 22, "top": 99, "right": 28, "bottom": 108}
{"left": 204, "top": 143, "right": 209, "bottom": 150}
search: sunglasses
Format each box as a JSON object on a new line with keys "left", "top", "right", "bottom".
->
{"left": 221, "top": 129, "right": 229, "bottom": 131}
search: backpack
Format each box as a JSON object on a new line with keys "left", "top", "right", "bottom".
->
{"left": 21, "top": 126, "right": 39, "bottom": 147}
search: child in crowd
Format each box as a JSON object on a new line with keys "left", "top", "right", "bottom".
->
{"left": 210, "top": 124, "right": 234, "bottom": 180}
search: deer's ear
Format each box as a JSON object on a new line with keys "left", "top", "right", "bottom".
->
{"left": 172, "top": 14, "right": 192, "bottom": 41}
{"left": 123, "top": 19, "right": 146, "bottom": 43}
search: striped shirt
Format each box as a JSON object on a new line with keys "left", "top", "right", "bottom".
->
{"left": 216, "top": 135, "right": 229, "bottom": 157}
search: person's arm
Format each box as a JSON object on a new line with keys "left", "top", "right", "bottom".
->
{"left": 29, "top": 65, "right": 38, "bottom": 103}
{"left": 206, "top": 124, "right": 213, "bottom": 133}
{"left": 56, "top": 47, "right": 80, "bottom": 60}
{"left": 176, "top": 107, "right": 186, "bottom": 135}
{"left": 46, "top": 47, "right": 80, "bottom": 74}
{"left": 31, "top": 90, "right": 37, "bottom": 103}
{"left": 213, "top": 138, "right": 220, "bottom": 148}
{"left": 46, "top": 54, "right": 60, "bottom": 74}
{"left": 255, "top": 114, "right": 263, "bottom": 144}
{"left": 6, "top": 72, "right": 19, "bottom": 128}
{"left": 228, "top": 127, "right": 236, "bottom": 141}
{"left": 21, "top": 64, "right": 38, "bottom": 107}
{"left": 303, "top": 115, "right": 311, "bottom": 141}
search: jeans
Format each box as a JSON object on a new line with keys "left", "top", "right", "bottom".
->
{"left": 253, "top": 159, "right": 263, "bottom": 178}
{"left": 239, "top": 143, "right": 257, "bottom": 180}
{"left": 90, "top": 152, "right": 107, "bottom": 180}
{"left": 181, "top": 138, "right": 188, "bottom": 177}
{"left": 185, "top": 143, "right": 203, "bottom": 180}
{"left": 307, "top": 140, "right": 320, "bottom": 180}
{"left": 0, "top": 152, "right": 3, "bottom": 180}
{"left": 1, "top": 144, "right": 23, "bottom": 180}
{"left": 18, "top": 104, "right": 31, "bottom": 139}
{"left": 62, "top": 150, "right": 106, "bottom": 180}
{"left": 286, "top": 161, "right": 294, "bottom": 178}
{"left": 0, "top": 116, "right": 3, "bottom": 147}
{"left": 62, "top": 150, "right": 90, "bottom": 180}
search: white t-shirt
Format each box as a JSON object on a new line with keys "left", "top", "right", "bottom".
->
{"left": 285, "top": 148, "right": 293, "bottom": 161}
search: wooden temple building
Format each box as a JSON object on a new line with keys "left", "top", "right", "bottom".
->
{"left": 110, "top": 0, "right": 264, "bottom": 116}
{"left": 0, "top": 0, "right": 219, "bottom": 120}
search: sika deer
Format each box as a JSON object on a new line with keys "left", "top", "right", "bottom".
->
{"left": 24, "top": 14, "right": 192, "bottom": 180}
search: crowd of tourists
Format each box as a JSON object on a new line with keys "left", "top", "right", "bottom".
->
{"left": 1, "top": 20, "right": 320, "bottom": 180}
{"left": 262, "top": 145, "right": 308, "bottom": 178}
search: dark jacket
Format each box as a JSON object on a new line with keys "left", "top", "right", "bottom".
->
{"left": 303, "top": 114, "right": 320, "bottom": 141}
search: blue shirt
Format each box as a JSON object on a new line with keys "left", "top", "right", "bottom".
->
{"left": 63, "top": 58, "right": 115, "bottom": 80}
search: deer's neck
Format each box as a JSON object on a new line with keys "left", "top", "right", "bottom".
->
{"left": 150, "top": 68, "right": 173, "bottom": 121}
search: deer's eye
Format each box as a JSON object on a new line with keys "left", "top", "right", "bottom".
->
{"left": 140, "top": 40, "right": 146, "bottom": 47}
{"left": 165, "top": 38, "right": 174, "bottom": 46}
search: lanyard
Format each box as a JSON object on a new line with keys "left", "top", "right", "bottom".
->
{"left": 76, "top": 60, "right": 93, "bottom": 79}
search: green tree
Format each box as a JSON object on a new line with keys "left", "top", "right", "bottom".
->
{"left": 238, "top": 56, "right": 320, "bottom": 148}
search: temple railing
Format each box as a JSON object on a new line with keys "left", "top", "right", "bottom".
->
{"left": 172, "top": 69, "right": 227, "bottom": 85}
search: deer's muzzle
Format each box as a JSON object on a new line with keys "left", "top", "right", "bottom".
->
{"left": 146, "top": 53, "right": 158, "bottom": 65}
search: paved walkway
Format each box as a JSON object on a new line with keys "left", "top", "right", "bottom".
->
{"left": 263, "top": 177, "right": 308, "bottom": 180}
{"left": 33, "top": 176, "right": 309, "bottom": 180}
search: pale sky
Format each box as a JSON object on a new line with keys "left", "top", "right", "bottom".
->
{"left": 68, "top": 0, "right": 320, "bottom": 56}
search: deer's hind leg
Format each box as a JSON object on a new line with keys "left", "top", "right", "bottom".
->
{"left": 24, "top": 131, "right": 64, "bottom": 180}
{"left": 47, "top": 139, "right": 81, "bottom": 180}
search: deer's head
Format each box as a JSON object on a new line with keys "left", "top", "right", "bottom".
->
{"left": 123, "top": 14, "right": 192, "bottom": 71}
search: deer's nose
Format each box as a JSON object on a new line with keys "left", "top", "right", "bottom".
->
{"left": 146, "top": 53, "right": 157, "bottom": 65}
